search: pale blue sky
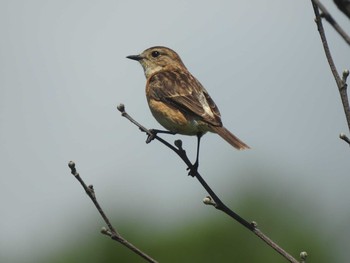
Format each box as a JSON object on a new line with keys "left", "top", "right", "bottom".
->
{"left": 0, "top": 1, "right": 349, "bottom": 262}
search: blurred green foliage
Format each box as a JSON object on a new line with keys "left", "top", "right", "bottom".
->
{"left": 38, "top": 193, "right": 335, "bottom": 263}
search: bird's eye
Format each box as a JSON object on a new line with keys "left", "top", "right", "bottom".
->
{"left": 151, "top": 51, "right": 160, "bottom": 58}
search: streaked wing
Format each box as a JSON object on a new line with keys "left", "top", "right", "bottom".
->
{"left": 148, "top": 70, "right": 222, "bottom": 126}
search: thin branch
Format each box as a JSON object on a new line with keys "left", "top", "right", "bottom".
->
{"left": 311, "top": 0, "right": 350, "bottom": 138}
{"left": 334, "top": 0, "right": 350, "bottom": 20}
{"left": 117, "top": 103, "right": 301, "bottom": 263}
{"left": 311, "top": 0, "right": 343, "bottom": 87}
{"left": 68, "top": 161, "right": 158, "bottom": 263}
{"left": 313, "top": 0, "right": 350, "bottom": 45}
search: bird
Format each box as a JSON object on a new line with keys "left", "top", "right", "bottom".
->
{"left": 127, "top": 46, "right": 249, "bottom": 175}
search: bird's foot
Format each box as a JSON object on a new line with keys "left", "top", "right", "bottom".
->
{"left": 145, "top": 129, "right": 176, "bottom": 144}
{"left": 187, "top": 161, "right": 199, "bottom": 177}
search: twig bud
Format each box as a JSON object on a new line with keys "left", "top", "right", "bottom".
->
{"left": 300, "top": 251, "right": 308, "bottom": 262}
{"left": 68, "top": 161, "right": 75, "bottom": 169}
{"left": 251, "top": 221, "right": 258, "bottom": 228}
{"left": 203, "top": 196, "right": 216, "bottom": 206}
{"left": 88, "top": 185, "right": 95, "bottom": 198}
{"left": 117, "top": 103, "right": 125, "bottom": 113}
{"left": 82, "top": 184, "right": 96, "bottom": 198}
{"left": 68, "top": 161, "right": 78, "bottom": 176}
{"left": 101, "top": 227, "right": 109, "bottom": 235}
{"left": 341, "top": 70, "right": 349, "bottom": 91}
{"left": 174, "top": 139, "right": 183, "bottom": 149}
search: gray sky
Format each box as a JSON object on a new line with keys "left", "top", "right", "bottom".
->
{"left": 1, "top": 1, "right": 349, "bottom": 262}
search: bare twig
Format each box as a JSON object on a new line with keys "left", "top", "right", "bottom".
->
{"left": 68, "top": 161, "right": 158, "bottom": 263}
{"left": 312, "top": 0, "right": 350, "bottom": 45}
{"left": 117, "top": 103, "right": 301, "bottom": 263}
{"left": 311, "top": 0, "right": 350, "bottom": 141}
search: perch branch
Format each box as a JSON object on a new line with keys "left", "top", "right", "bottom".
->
{"left": 68, "top": 161, "right": 158, "bottom": 263}
{"left": 117, "top": 103, "right": 301, "bottom": 263}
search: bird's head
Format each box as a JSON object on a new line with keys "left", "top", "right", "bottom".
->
{"left": 127, "top": 46, "right": 187, "bottom": 78}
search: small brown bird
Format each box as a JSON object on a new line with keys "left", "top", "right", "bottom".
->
{"left": 127, "top": 46, "right": 249, "bottom": 173}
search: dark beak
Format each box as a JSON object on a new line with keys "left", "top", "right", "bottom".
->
{"left": 126, "top": 54, "right": 142, "bottom": 61}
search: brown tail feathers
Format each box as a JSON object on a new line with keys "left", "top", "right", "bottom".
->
{"left": 210, "top": 126, "right": 250, "bottom": 150}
